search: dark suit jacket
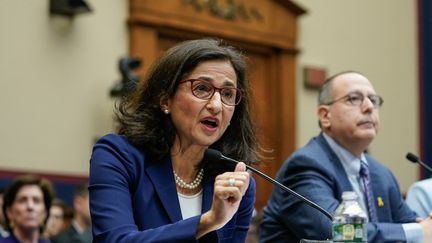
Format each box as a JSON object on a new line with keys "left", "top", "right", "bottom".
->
{"left": 0, "top": 234, "right": 48, "bottom": 243}
{"left": 89, "top": 134, "right": 256, "bottom": 243}
{"left": 260, "top": 133, "right": 417, "bottom": 243}
{"left": 50, "top": 224, "right": 92, "bottom": 243}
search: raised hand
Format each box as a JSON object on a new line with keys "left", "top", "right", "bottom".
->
{"left": 197, "top": 162, "right": 250, "bottom": 238}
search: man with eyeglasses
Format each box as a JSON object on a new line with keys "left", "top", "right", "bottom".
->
{"left": 260, "top": 71, "right": 432, "bottom": 243}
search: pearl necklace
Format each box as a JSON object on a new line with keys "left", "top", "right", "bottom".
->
{"left": 173, "top": 168, "right": 204, "bottom": 190}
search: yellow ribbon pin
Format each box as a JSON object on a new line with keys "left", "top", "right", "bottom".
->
{"left": 377, "top": 197, "right": 384, "bottom": 207}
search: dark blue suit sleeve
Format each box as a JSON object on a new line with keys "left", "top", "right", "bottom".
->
{"left": 261, "top": 155, "right": 339, "bottom": 242}
{"left": 89, "top": 135, "right": 203, "bottom": 242}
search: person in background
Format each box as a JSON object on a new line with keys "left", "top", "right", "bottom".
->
{"left": 89, "top": 38, "right": 260, "bottom": 242}
{"left": 51, "top": 182, "right": 91, "bottom": 243}
{"left": 260, "top": 71, "right": 432, "bottom": 243}
{"left": 47, "top": 203, "right": 74, "bottom": 241}
{"left": 42, "top": 199, "right": 68, "bottom": 240}
{"left": 245, "top": 210, "right": 261, "bottom": 243}
{"left": 1, "top": 174, "right": 54, "bottom": 243}
{"left": 0, "top": 188, "right": 10, "bottom": 238}
{"left": 406, "top": 178, "right": 432, "bottom": 219}
{"left": 60, "top": 206, "right": 73, "bottom": 236}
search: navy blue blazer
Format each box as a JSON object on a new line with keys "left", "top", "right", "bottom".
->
{"left": 260, "top": 133, "right": 417, "bottom": 243}
{"left": 89, "top": 134, "right": 256, "bottom": 243}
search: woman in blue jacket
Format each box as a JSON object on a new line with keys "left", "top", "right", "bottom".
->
{"left": 89, "top": 38, "right": 260, "bottom": 242}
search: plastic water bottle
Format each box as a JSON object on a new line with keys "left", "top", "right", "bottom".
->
{"left": 332, "top": 191, "right": 368, "bottom": 242}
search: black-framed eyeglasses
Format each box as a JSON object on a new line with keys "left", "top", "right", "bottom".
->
{"left": 179, "top": 79, "right": 243, "bottom": 106}
{"left": 324, "top": 91, "right": 384, "bottom": 108}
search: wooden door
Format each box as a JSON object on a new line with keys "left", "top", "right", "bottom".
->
{"left": 247, "top": 51, "right": 278, "bottom": 210}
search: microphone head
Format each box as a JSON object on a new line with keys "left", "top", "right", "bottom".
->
{"left": 203, "top": 149, "right": 223, "bottom": 163}
{"left": 406, "top": 152, "right": 419, "bottom": 163}
{"left": 202, "top": 149, "right": 236, "bottom": 173}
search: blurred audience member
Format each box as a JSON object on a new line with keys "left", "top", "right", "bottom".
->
{"left": 61, "top": 205, "right": 74, "bottom": 234}
{"left": 245, "top": 210, "right": 261, "bottom": 243}
{"left": 42, "top": 199, "right": 68, "bottom": 240}
{"left": 406, "top": 178, "right": 432, "bottom": 218}
{"left": 51, "top": 182, "right": 91, "bottom": 243}
{"left": 0, "top": 188, "right": 10, "bottom": 238}
{"left": 1, "top": 174, "right": 54, "bottom": 243}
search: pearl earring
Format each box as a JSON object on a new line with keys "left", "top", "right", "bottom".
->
{"left": 164, "top": 109, "right": 170, "bottom": 114}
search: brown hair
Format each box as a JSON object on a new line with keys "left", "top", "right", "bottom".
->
{"left": 116, "top": 38, "right": 260, "bottom": 175}
{"left": 2, "top": 174, "right": 55, "bottom": 232}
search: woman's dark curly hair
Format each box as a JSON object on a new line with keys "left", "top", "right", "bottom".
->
{"left": 2, "top": 174, "right": 55, "bottom": 232}
{"left": 116, "top": 38, "right": 260, "bottom": 174}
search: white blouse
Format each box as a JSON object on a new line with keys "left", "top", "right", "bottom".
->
{"left": 178, "top": 189, "right": 203, "bottom": 219}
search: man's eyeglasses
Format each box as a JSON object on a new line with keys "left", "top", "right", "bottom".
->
{"left": 324, "top": 91, "right": 384, "bottom": 108}
{"left": 179, "top": 79, "right": 243, "bottom": 106}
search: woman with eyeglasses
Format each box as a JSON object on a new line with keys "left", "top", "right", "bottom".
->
{"left": 89, "top": 38, "right": 260, "bottom": 242}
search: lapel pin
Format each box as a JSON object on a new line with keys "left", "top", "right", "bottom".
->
{"left": 377, "top": 197, "right": 384, "bottom": 207}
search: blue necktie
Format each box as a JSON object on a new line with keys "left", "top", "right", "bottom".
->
{"left": 359, "top": 161, "right": 378, "bottom": 222}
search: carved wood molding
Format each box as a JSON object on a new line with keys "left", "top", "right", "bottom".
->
{"left": 183, "top": 0, "right": 264, "bottom": 22}
{"left": 129, "top": 0, "right": 306, "bottom": 50}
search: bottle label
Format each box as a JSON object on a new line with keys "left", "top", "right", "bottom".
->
{"left": 333, "top": 223, "right": 367, "bottom": 242}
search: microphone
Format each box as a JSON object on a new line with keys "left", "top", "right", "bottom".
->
{"left": 204, "top": 149, "right": 333, "bottom": 221}
{"left": 406, "top": 152, "right": 432, "bottom": 173}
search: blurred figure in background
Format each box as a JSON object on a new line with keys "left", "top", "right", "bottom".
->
{"left": 61, "top": 205, "right": 74, "bottom": 235}
{"left": 42, "top": 199, "right": 68, "bottom": 240}
{"left": 245, "top": 210, "right": 261, "bottom": 243}
{"left": 0, "top": 188, "right": 10, "bottom": 238}
{"left": 1, "top": 174, "right": 54, "bottom": 243}
{"left": 406, "top": 178, "right": 432, "bottom": 218}
{"left": 51, "top": 182, "right": 91, "bottom": 243}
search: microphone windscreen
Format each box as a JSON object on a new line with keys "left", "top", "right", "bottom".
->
{"left": 406, "top": 152, "right": 419, "bottom": 163}
{"left": 204, "top": 149, "right": 222, "bottom": 162}
{"left": 202, "top": 149, "right": 236, "bottom": 174}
